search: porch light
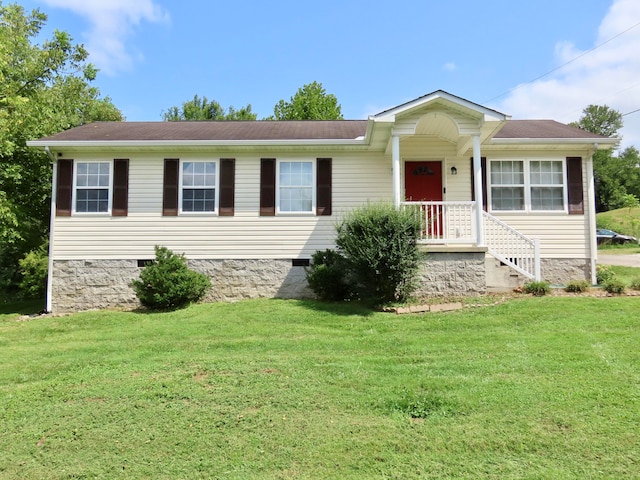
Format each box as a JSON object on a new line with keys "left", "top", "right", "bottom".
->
{"left": 450, "top": 166, "right": 457, "bottom": 175}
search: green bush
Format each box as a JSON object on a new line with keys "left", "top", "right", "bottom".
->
{"left": 565, "top": 279, "right": 590, "bottom": 293}
{"left": 131, "top": 246, "right": 210, "bottom": 310}
{"left": 630, "top": 277, "right": 640, "bottom": 291}
{"left": 335, "top": 203, "right": 420, "bottom": 305}
{"left": 596, "top": 265, "right": 615, "bottom": 285}
{"left": 18, "top": 246, "right": 48, "bottom": 299}
{"left": 305, "top": 249, "right": 353, "bottom": 301}
{"left": 524, "top": 280, "right": 551, "bottom": 296}
{"left": 603, "top": 279, "right": 626, "bottom": 295}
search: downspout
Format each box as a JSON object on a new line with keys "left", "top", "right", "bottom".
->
{"left": 587, "top": 143, "right": 598, "bottom": 285}
{"left": 44, "top": 147, "right": 56, "bottom": 313}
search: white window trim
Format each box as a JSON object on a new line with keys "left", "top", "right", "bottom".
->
{"left": 488, "top": 158, "right": 568, "bottom": 214}
{"left": 178, "top": 159, "right": 219, "bottom": 215}
{"left": 72, "top": 160, "right": 113, "bottom": 215}
{"left": 276, "top": 159, "right": 316, "bottom": 215}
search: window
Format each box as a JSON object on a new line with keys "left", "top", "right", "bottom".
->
{"left": 56, "top": 159, "right": 128, "bottom": 216}
{"left": 278, "top": 161, "right": 314, "bottom": 213}
{"left": 260, "top": 158, "right": 331, "bottom": 216}
{"left": 489, "top": 159, "right": 566, "bottom": 212}
{"left": 74, "top": 162, "right": 111, "bottom": 213}
{"left": 530, "top": 160, "right": 564, "bottom": 211}
{"left": 490, "top": 160, "right": 524, "bottom": 211}
{"left": 180, "top": 161, "right": 217, "bottom": 213}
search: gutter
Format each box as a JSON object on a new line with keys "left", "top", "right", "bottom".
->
{"left": 27, "top": 138, "right": 371, "bottom": 149}
{"left": 44, "top": 147, "right": 56, "bottom": 313}
{"left": 489, "top": 138, "right": 619, "bottom": 146}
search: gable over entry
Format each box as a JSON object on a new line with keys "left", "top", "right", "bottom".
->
{"left": 369, "top": 91, "right": 510, "bottom": 246}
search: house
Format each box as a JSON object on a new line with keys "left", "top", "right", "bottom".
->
{"left": 28, "top": 90, "right": 616, "bottom": 312}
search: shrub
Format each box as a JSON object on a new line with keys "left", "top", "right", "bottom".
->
{"left": 305, "top": 249, "right": 353, "bottom": 301}
{"left": 565, "top": 279, "right": 590, "bottom": 293}
{"left": 630, "top": 277, "right": 640, "bottom": 291}
{"left": 603, "top": 279, "right": 626, "bottom": 295}
{"left": 335, "top": 203, "right": 420, "bottom": 305}
{"left": 523, "top": 280, "right": 551, "bottom": 296}
{"left": 18, "top": 246, "right": 48, "bottom": 299}
{"left": 596, "top": 265, "right": 615, "bottom": 285}
{"left": 131, "top": 246, "right": 210, "bottom": 310}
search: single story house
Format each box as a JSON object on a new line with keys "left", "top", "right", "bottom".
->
{"left": 28, "top": 90, "right": 616, "bottom": 312}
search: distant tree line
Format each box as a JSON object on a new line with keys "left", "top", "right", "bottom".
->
{"left": 162, "top": 81, "right": 343, "bottom": 121}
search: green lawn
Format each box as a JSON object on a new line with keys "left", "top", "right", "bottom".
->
{"left": 1, "top": 298, "right": 639, "bottom": 479}
{"left": 597, "top": 206, "right": 640, "bottom": 238}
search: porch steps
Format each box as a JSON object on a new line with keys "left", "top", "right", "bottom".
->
{"left": 485, "top": 256, "right": 527, "bottom": 292}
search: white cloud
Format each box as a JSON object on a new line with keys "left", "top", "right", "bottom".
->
{"left": 496, "top": 0, "right": 640, "bottom": 150}
{"left": 41, "top": 0, "right": 169, "bottom": 75}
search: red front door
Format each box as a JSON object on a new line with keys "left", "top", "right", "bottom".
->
{"left": 405, "top": 161, "right": 443, "bottom": 237}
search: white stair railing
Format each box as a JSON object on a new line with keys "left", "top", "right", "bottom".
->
{"left": 482, "top": 211, "right": 541, "bottom": 281}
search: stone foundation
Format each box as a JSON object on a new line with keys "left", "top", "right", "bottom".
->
{"left": 540, "top": 258, "right": 591, "bottom": 284}
{"left": 51, "top": 254, "right": 583, "bottom": 312}
{"left": 50, "top": 258, "right": 313, "bottom": 313}
{"left": 414, "top": 251, "right": 487, "bottom": 298}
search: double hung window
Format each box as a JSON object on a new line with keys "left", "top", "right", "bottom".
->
{"left": 74, "top": 162, "right": 111, "bottom": 213}
{"left": 489, "top": 159, "right": 566, "bottom": 212}
{"left": 180, "top": 161, "right": 217, "bottom": 213}
{"left": 278, "top": 161, "right": 314, "bottom": 213}
{"left": 530, "top": 160, "right": 564, "bottom": 211}
{"left": 490, "top": 161, "right": 524, "bottom": 211}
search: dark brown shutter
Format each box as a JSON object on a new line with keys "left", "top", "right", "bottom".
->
{"left": 163, "top": 159, "right": 179, "bottom": 216}
{"left": 56, "top": 159, "right": 73, "bottom": 216}
{"left": 316, "top": 158, "right": 332, "bottom": 216}
{"left": 470, "top": 157, "right": 488, "bottom": 211}
{"left": 566, "top": 157, "right": 584, "bottom": 215}
{"left": 260, "top": 158, "right": 276, "bottom": 216}
{"left": 219, "top": 158, "right": 235, "bottom": 216}
{"left": 112, "top": 159, "right": 129, "bottom": 216}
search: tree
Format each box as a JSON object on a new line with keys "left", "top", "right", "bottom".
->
{"left": 162, "top": 95, "right": 257, "bottom": 121}
{"left": 271, "top": 81, "right": 343, "bottom": 120}
{"left": 0, "top": 2, "right": 122, "bottom": 296}
{"left": 569, "top": 105, "right": 623, "bottom": 138}
{"left": 570, "top": 105, "right": 639, "bottom": 212}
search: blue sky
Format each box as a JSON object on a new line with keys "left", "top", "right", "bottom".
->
{"left": 18, "top": 0, "right": 640, "bottom": 148}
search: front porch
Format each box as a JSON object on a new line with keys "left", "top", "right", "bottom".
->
{"left": 400, "top": 201, "right": 541, "bottom": 281}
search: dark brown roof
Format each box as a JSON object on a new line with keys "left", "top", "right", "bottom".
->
{"left": 36, "top": 120, "right": 370, "bottom": 142}
{"left": 495, "top": 120, "right": 608, "bottom": 139}
{"left": 33, "top": 118, "right": 610, "bottom": 144}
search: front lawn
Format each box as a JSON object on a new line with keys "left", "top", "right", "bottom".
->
{"left": 1, "top": 298, "right": 639, "bottom": 479}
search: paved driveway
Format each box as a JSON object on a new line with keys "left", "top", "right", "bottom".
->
{"left": 597, "top": 254, "right": 640, "bottom": 267}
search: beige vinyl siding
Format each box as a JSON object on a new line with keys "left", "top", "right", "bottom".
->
{"left": 490, "top": 214, "right": 588, "bottom": 258}
{"left": 52, "top": 152, "right": 392, "bottom": 260}
{"left": 485, "top": 150, "right": 592, "bottom": 259}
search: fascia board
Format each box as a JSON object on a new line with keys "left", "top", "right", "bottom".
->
{"left": 372, "top": 90, "right": 508, "bottom": 121}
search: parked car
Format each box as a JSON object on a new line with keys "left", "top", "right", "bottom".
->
{"left": 596, "top": 228, "right": 638, "bottom": 245}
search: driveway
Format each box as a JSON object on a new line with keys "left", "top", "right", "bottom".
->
{"left": 597, "top": 253, "right": 640, "bottom": 267}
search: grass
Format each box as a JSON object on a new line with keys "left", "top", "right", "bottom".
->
{"left": 597, "top": 206, "right": 640, "bottom": 238}
{"left": 598, "top": 243, "right": 640, "bottom": 254}
{"left": 1, "top": 297, "right": 639, "bottom": 479}
{"left": 604, "top": 264, "right": 640, "bottom": 286}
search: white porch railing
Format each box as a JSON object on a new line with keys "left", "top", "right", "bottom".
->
{"left": 401, "top": 201, "right": 476, "bottom": 244}
{"left": 400, "top": 201, "right": 541, "bottom": 281}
